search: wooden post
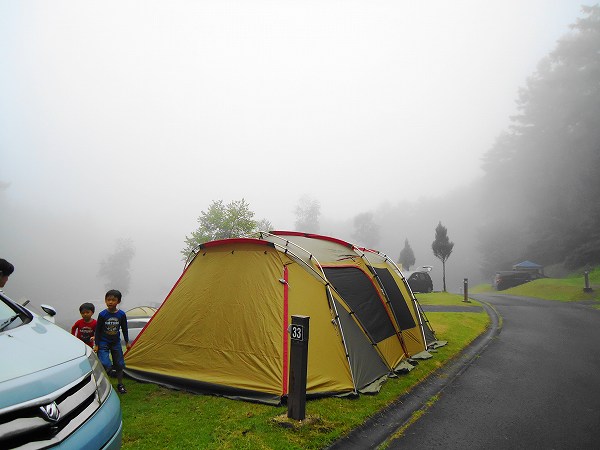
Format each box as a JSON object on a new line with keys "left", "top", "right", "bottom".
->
{"left": 288, "top": 315, "right": 309, "bottom": 420}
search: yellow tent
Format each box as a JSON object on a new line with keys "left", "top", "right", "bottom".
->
{"left": 125, "top": 306, "right": 157, "bottom": 318}
{"left": 260, "top": 232, "right": 431, "bottom": 363}
{"left": 125, "top": 238, "right": 393, "bottom": 404}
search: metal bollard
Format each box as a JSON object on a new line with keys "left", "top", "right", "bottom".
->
{"left": 584, "top": 271, "right": 593, "bottom": 293}
{"left": 463, "top": 278, "right": 470, "bottom": 302}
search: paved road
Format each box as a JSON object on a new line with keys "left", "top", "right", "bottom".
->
{"left": 385, "top": 294, "right": 600, "bottom": 449}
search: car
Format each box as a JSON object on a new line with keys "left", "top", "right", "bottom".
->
{"left": 404, "top": 268, "right": 434, "bottom": 293}
{"left": 494, "top": 271, "right": 545, "bottom": 291}
{"left": 126, "top": 306, "right": 157, "bottom": 343}
{"left": 0, "top": 291, "right": 122, "bottom": 449}
{"left": 127, "top": 316, "right": 152, "bottom": 342}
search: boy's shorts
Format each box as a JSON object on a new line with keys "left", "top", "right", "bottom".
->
{"left": 97, "top": 340, "right": 125, "bottom": 371}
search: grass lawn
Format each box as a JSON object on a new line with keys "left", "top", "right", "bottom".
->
{"left": 118, "top": 294, "right": 488, "bottom": 449}
{"left": 413, "top": 291, "right": 479, "bottom": 306}
{"left": 470, "top": 267, "right": 600, "bottom": 303}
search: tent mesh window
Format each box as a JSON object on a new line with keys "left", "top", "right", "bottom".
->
{"left": 323, "top": 266, "right": 395, "bottom": 343}
{"left": 370, "top": 267, "right": 416, "bottom": 330}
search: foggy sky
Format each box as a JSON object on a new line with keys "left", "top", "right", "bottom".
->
{"left": 0, "top": 1, "right": 594, "bottom": 325}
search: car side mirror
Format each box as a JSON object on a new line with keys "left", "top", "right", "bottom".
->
{"left": 40, "top": 304, "right": 57, "bottom": 317}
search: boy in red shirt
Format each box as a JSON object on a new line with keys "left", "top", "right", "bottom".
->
{"left": 71, "top": 302, "right": 97, "bottom": 347}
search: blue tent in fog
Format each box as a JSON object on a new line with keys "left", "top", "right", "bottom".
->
{"left": 513, "top": 260, "right": 544, "bottom": 274}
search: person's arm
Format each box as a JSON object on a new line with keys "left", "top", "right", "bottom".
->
{"left": 89, "top": 320, "right": 96, "bottom": 345}
{"left": 71, "top": 320, "right": 78, "bottom": 336}
{"left": 120, "top": 312, "right": 130, "bottom": 348}
{"left": 94, "top": 314, "right": 105, "bottom": 345}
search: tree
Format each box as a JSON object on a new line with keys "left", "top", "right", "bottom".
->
{"left": 432, "top": 222, "right": 454, "bottom": 292}
{"left": 294, "top": 195, "right": 320, "bottom": 233}
{"left": 479, "top": 6, "right": 600, "bottom": 273}
{"left": 255, "top": 218, "right": 274, "bottom": 232}
{"left": 182, "top": 198, "right": 271, "bottom": 259}
{"left": 98, "top": 238, "right": 136, "bottom": 294}
{"left": 398, "top": 239, "right": 416, "bottom": 271}
{"left": 351, "top": 212, "right": 380, "bottom": 248}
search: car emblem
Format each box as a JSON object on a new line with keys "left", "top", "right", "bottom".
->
{"left": 40, "top": 402, "right": 60, "bottom": 422}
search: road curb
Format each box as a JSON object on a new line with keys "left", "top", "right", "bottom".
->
{"left": 326, "top": 299, "right": 501, "bottom": 450}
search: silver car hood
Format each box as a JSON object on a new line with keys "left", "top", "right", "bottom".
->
{"left": 0, "top": 315, "right": 85, "bottom": 385}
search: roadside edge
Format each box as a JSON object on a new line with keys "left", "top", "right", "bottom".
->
{"left": 327, "top": 299, "right": 500, "bottom": 450}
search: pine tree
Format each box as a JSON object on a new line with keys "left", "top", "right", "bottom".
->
{"left": 432, "top": 222, "right": 454, "bottom": 292}
{"left": 398, "top": 239, "right": 416, "bottom": 271}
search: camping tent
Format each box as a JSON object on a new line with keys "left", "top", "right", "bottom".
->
{"left": 125, "top": 306, "right": 158, "bottom": 343}
{"left": 513, "top": 260, "right": 544, "bottom": 275}
{"left": 125, "top": 237, "right": 400, "bottom": 404}
{"left": 260, "top": 231, "right": 432, "bottom": 360}
{"left": 356, "top": 247, "right": 442, "bottom": 350}
{"left": 125, "top": 232, "right": 444, "bottom": 404}
{"left": 125, "top": 306, "right": 157, "bottom": 318}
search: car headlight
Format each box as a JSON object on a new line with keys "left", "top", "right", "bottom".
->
{"left": 86, "top": 346, "right": 112, "bottom": 404}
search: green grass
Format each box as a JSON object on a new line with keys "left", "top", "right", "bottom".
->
{"left": 470, "top": 267, "right": 600, "bottom": 302}
{"left": 118, "top": 294, "right": 488, "bottom": 449}
{"left": 565, "top": 266, "right": 600, "bottom": 283}
{"left": 414, "top": 291, "right": 480, "bottom": 306}
{"left": 503, "top": 278, "right": 600, "bottom": 302}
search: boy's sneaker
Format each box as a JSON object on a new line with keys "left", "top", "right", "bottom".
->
{"left": 117, "top": 384, "right": 127, "bottom": 394}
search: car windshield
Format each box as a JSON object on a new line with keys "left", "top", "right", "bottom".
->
{"left": 0, "top": 293, "right": 30, "bottom": 331}
{"left": 0, "top": 295, "right": 17, "bottom": 319}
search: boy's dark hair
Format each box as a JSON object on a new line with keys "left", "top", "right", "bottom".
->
{"left": 79, "top": 302, "right": 95, "bottom": 313}
{"left": 0, "top": 259, "right": 15, "bottom": 277}
{"left": 105, "top": 289, "right": 122, "bottom": 303}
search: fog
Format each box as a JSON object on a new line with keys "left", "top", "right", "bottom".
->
{"left": 1, "top": 1, "right": 593, "bottom": 327}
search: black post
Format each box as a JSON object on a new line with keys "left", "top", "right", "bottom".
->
{"left": 288, "top": 315, "right": 309, "bottom": 420}
{"left": 463, "top": 278, "right": 470, "bottom": 302}
{"left": 584, "top": 271, "right": 593, "bottom": 293}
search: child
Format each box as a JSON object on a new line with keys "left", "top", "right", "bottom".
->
{"left": 71, "top": 302, "right": 97, "bottom": 347}
{"left": 94, "top": 289, "right": 131, "bottom": 394}
{"left": 0, "top": 258, "right": 15, "bottom": 290}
